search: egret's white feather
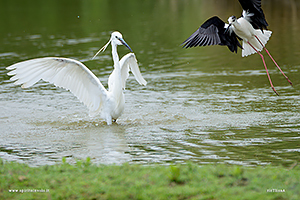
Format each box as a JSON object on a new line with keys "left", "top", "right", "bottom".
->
{"left": 119, "top": 53, "right": 147, "bottom": 89}
{"left": 92, "top": 39, "right": 111, "bottom": 60}
{"left": 7, "top": 31, "right": 147, "bottom": 125}
{"left": 6, "top": 57, "right": 107, "bottom": 116}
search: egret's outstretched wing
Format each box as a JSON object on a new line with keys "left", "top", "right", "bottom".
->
{"left": 6, "top": 57, "right": 107, "bottom": 116}
{"left": 119, "top": 53, "right": 147, "bottom": 89}
{"left": 182, "top": 16, "right": 242, "bottom": 53}
{"left": 238, "top": 0, "right": 268, "bottom": 30}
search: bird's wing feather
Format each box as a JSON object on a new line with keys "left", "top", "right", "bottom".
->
{"left": 119, "top": 53, "right": 147, "bottom": 89}
{"left": 182, "top": 16, "right": 223, "bottom": 48}
{"left": 238, "top": 0, "right": 268, "bottom": 30}
{"left": 223, "top": 25, "right": 243, "bottom": 53}
{"left": 238, "top": 0, "right": 262, "bottom": 13}
{"left": 6, "top": 57, "right": 107, "bottom": 116}
{"left": 183, "top": 16, "right": 242, "bottom": 53}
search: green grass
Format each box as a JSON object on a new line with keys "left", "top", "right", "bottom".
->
{"left": 0, "top": 158, "right": 299, "bottom": 200}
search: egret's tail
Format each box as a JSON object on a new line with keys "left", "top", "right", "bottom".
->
{"left": 242, "top": 30, "right": 272, "bottom": 57}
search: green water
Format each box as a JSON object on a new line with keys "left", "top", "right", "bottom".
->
{"left": 0, "top": 0, "right": 299, "bottom": 166}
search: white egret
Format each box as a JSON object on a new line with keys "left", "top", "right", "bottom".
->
{"left": 182, "top": 0, "right": 292, "bottom": 95}
{"left": 6, "top": 31, "right": 147, "bottom": 125}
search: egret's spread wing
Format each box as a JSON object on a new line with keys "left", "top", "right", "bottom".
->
{"left": 183, "top": 16, "right": 242, "bottom": 53}
{"left": 119, "top": 53, "right": 147, "bottom": 89}
{"left": 238, "top": 0, "right": 268, "bottom": 30}
{"left": 7, "top": 57, "right": 107, "bottom": 116}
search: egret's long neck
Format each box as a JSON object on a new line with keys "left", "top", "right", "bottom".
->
{"left": 109, "top": 43, "right": 123, "bottom": 102}
{"left": 111, "top": 43, "right": 120, "bottom": 69}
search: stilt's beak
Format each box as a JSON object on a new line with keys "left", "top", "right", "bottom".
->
{"left": 118, "top": 37, "right": 133, "bottom": 52}
{"left": 225, "top": 24, "right": 232, "bottom": 34}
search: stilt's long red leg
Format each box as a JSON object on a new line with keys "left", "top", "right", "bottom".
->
{"left": 255, "top": 35, "right": 293, "bottom": 86}
{"left": 247, "top": 41, "right": 279, "bottom": 95}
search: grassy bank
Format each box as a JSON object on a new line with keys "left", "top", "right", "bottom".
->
{"left": 0, "top": 158, "right": 299, "bottom": 200}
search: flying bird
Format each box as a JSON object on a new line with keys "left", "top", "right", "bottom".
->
{"left": 182, "top": 0, "right": 292, "bottom": 95}
{"left": 6, "top": 31, "right": 147, "bottom": 125}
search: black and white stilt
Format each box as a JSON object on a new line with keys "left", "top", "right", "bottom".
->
{"left": 182, "top": 0, "right": 292, "bottom": 95}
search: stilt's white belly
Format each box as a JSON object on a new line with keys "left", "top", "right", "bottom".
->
{"left": 231, "top": 17, "right": 272, "bottom": 57}
{"left": 232, "top": 18, "right": 255, "bottom": 41}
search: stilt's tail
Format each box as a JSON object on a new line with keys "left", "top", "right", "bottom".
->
{"left": 242, "top": 30, "right": 272, "bottom": 57}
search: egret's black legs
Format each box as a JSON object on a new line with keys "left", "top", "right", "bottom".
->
{"left": 254, "top": 35, "right": 293, "bottom": 86}
{"left": 247, "top": 41, "right": 279, "bottom": 96}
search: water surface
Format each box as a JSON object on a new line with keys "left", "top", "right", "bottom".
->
{"left": 0, "top": 0, "right": 300, "bottom": 167}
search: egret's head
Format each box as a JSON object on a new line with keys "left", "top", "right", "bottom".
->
{"left": 110, "top": 31, "right": 133, "bottom": 52}
{"left": 111, "top": 31, "right": 123, "bottom": 46}
{"left": 92, "top": 31, "right": 133, "bottom": 59}
{"left": 228, "top": 16, "right": 237, "bottom": 24}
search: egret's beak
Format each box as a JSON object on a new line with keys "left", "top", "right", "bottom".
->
{"left": 118, "top": 37, "right": 133, "bottom": 52}
{"left": 92, "top": 39, "right": 111, "bottom": 60}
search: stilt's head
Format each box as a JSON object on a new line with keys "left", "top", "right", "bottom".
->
{"left": 228, "top": 16, "right": 237, "bottom": 24}
{"left": 92, "top": 31, "right": 133, "bottom": 59}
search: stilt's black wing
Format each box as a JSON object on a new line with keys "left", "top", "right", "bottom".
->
{"left": 182, "top": 16, "right": 242, "bottom": 53}
{"left": 238, "top": 0, "right": 268, "bottom": 30}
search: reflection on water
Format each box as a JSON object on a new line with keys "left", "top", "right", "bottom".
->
{"left": 0, "top": 0, "right": 300, "bottom": 167}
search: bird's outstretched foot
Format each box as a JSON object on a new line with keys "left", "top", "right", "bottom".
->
{"left": 272, "top": 87, "right": 279, "bottom": 96}
{"left": 287, "top": 79, "right": 293, "bottom": 87}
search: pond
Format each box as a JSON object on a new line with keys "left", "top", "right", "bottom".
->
{"left": 0, "top": 0, "right": 299, "bottom": 167}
